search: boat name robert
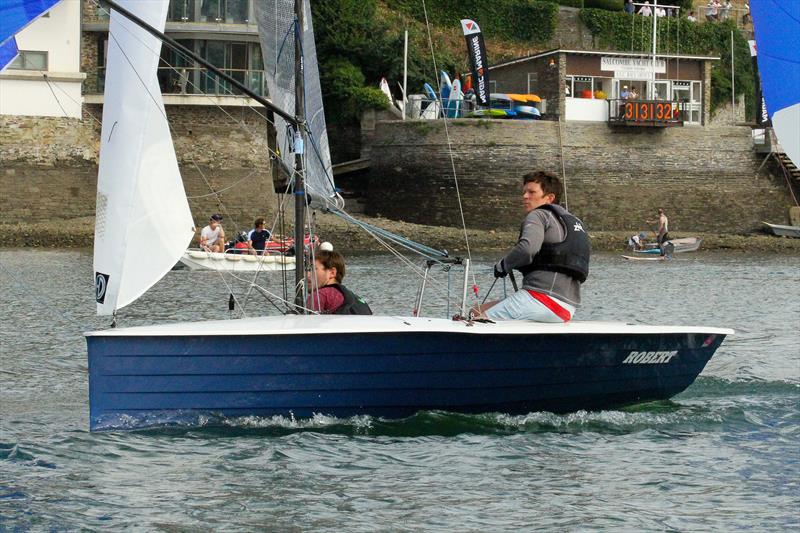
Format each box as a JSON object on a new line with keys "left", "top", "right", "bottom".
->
{"left": 622, "top": 350, "right": 678, "bottom": 364}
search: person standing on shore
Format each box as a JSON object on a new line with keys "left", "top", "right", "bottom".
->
{"left": 472, "top": 171, "right": 590, "bottom": 323}
{"left": 199, "top": 214, "right": 225, "bottom": 253}
{"left": 647, "top": 208, "right": 670, "bottom": 250}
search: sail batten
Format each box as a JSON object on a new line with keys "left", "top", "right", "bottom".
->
{"left": 93, "top": 0, "right": 194, "bottom": 316}
{"left": 254, "top": 0, "right": 336, "bottom": 207}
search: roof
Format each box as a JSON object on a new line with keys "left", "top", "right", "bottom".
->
{"left": 491, "top": 49, "right": 720, "bottom": 70}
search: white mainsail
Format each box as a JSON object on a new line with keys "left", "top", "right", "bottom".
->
{"left": 93, "top": 0, "right": 194, "bottom": 316}
{"left": 253, "top": 0, "right": 337, "bottom": 207}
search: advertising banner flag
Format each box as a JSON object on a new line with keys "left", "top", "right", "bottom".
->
{"left": 460, "top": 19, "right": 489, "bottom": 106}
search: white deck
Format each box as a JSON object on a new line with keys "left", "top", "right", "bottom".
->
{"left": 87, "top": 314, "right": 734, "bottom": 337}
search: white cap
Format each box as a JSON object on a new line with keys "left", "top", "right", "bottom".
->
{"left": 319, "top": 241, "right": 333, "bottom": 251}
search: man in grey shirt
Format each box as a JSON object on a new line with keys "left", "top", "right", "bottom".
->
{"left": 473, "top": 171, "right": 590, "bottom": 322}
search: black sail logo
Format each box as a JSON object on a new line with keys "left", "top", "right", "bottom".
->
{"left": 95, "top": 272, "right": 110, "bottom": 303}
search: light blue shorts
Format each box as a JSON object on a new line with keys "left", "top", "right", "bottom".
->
{"left": 484, "top": 290, "right": 575, "bottom": 322}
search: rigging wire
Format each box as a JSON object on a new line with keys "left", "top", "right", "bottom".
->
{"left": 421, "top": 0, "right": 477, "bottom": 298}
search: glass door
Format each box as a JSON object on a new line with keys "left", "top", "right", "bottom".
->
{"left": 690, "top": 81, "right": 702, "bottom": 124}
{"left": 673, "top": 84, "right": 690, "bottom": 122}
{"left": 653, "top": 81, "right": 669, "bottom": 101}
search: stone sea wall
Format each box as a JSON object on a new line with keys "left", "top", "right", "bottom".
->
{"left": 362, "top": 117, "right": 793, "bottom": 232}
{"left": 2, "top": 108, "right": 794, "bottom": 237}
{"left": 0, "top": 106, "right": 278, "bottom": 234}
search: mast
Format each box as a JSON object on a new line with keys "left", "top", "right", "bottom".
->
{"left": 293, "top": 0, "right": 306, "bottom": 312}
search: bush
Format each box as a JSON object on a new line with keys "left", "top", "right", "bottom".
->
{"left": 558, "top": 0, "right": 623, "bottom": 9}
{"left": 321, "top": 57, "right": 365, "bottom": 100}
{"left": 385, "top": 0, "right": 559, "bottom": 43}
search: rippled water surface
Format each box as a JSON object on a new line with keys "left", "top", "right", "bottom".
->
{"left": 1, "top": 249, "right": 798, "bottom": 530}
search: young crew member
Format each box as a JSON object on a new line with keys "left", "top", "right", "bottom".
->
{"left": 306, "top": 250, "right": 372, "bottom": 315}
{"left": 247, "top": 217, "right": 271, "bottom": 255}
{"left": 473, "top": 171, "right": 590, "bottom": 322}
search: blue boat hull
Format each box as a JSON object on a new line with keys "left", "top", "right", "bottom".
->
{"left": 86, "top": 330, "right": 726, "bottom": 430}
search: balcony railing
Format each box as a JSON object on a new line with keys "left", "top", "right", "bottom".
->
{"left": 96, "top": 66, "right": 266, "bottom": 97}
{"left": 608, "top": 98, "right": 686, "bottom": 127}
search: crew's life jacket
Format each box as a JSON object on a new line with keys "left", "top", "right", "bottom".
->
{"left": 330, "top": 284, "right": 373, "bottom": 315}
{"left": 517, "top": 203, "right": 590, "bottom": 283}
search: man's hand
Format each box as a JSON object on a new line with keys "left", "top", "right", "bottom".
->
{"left": 493, "top": 260, "right": 508, "bottom": 278}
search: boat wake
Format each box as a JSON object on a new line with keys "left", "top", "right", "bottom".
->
{"left": 95, "top": 377, "right": 798, "bottom": 437}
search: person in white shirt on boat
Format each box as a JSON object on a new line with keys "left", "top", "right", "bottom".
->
{"left": 472, "top": 171, "right": 590, "bottom": 323}
{"left": 199, "top": 214, "right": 225, "bottom": 253}
{"left": 639, "top": 1, "right": 653, "bottom": 16}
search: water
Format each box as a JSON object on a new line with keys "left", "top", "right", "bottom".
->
{"left": 1, "top": 250, "right": 798, "bottom": 530}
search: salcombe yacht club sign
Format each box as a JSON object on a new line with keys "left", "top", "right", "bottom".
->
{"left": 601, "top": 57, "right": 666, "bottom": 80}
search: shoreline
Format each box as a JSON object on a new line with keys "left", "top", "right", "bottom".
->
{"left": 1, "top": 215, "right": 799, "bottom": 254}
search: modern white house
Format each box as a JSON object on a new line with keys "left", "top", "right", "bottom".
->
{"left": 0, "top": 0, "right": 85, "bottom": 118}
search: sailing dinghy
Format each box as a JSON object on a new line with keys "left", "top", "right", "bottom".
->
{"left": 86, "top": 0, "right": 732, "bottom": 431}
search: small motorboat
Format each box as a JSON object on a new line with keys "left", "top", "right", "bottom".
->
{"left": 634, "top": 237, "right": 702, "bottom": 254}
{"left": 762, "top": 222, "right": 800, "bottom": 238}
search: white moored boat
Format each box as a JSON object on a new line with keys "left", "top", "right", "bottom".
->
{"left": 179, "top": 250, "right": 295, "bottom": 271}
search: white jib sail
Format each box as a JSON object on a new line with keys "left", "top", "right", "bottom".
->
{"left": 93, "top": 0, "right": 194, "bottom": 316}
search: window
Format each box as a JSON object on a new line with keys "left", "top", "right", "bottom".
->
{"left": 169, "top": 0, "right": 195, "bottom": 22}
{"left": 201, "top": 0, "right": 249, "bottom": 23}
{"left": 8, "top": 51, "right": 48, "bottom": 71}
{"left": 573, "top": 76, "right": 593, "bottom": 98}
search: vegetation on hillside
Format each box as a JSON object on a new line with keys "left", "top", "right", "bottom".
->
{"left": 311, "top": 0, "right": 560, "bottom": 123}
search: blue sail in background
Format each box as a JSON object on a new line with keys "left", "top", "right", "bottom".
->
{"left": 0, "top": 0, "right": 61, "bottom": 70}
{"left": 0, "top": 38, "right": 19, "bottom": 69}
{"left": 750, "top": 0, "right": 800, "bottom": 165}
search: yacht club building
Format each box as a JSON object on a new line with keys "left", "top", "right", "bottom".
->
{"left": 489, "top": 49, "right": 718, "bottom": 126}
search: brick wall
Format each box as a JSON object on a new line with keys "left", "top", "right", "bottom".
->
{"left": 363, "top": 119, "right": 793, "bottom": 233}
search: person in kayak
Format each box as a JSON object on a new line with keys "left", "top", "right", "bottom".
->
{"left": 306, "top": 250, "right": 372, "bottom": 315}
{"left": 473, "top": 170, "right": 590, "bottom": 322}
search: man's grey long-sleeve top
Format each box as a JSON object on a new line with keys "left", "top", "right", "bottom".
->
{"left": 499, "top": 208, "right": 582, "bottom": 307}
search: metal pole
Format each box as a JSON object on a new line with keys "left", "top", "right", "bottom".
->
{"left": 293, "top": 0, "right": 306, "bottom": 311}
{"left": 402, "top": 29, "right": 408, "bottom": 120}
{"left": 731, "top": 30, "right": 736, "bottom": 110}
{"left": 460, "top": 259, "right": 471, "bottom": 317}
{"left": 102, "top": 0, "right": 299, "bottom": 126}
{"left": 413, "top": 264, "right": 431, "bottom": 317}
{"left": 651, "top": 0, "right": 658, "bottom": 100}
